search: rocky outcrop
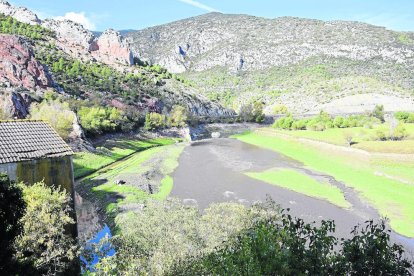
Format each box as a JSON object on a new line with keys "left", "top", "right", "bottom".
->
{"left": 0, "top": 34, "right": 52, "bottom": 90}
{"left": 68, "top": 115, "right": 95, "bottom": 152}
{"left": 0, "top": 91, "right": 32, "bottom": 119}
{"left": 41, "top": 19, "right": 95, "bottom": 58}
{"left": 91, "top": 29, "right": 134, "bottom": 66}
{"left": 0, "top": 1, "right": 135, "bottom": 67}
{"left": 0, "top": 0, "right": 40, "bottom": 25}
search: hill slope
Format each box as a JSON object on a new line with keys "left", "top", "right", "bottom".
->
{"left": 127, "top": 13, "right": 414, "bottom": 114}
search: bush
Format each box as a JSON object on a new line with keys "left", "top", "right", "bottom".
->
{"left": 173, "top": 215, "right": 412, "bottom": 275}
{"left": 15, "top": 181, "right": 78, "bottom": 275}
{"left": 239, "top": 101, "right": 265, "bottom": 123}
{"left": 78, "top": 106, "right": 130, "bottom": 136}
{"left": 395, "top": 111, "right": 414, "bottom": 123}
{"left": 372, "top": 105, "right": 385, "bottom": 122}
{"left": 273, "top": 115, "right": 294, "bottom": 129}
{"left": 167, "top": 105, "right": 188, "bottom": 127}
{"left": 88, "top": 199, "right": 280, "bottom": 275}
{"left": 144, "top": 112, "right": 166, "bottom": 130}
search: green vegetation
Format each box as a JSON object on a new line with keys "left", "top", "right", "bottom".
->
{"left": 167, "top": 105, "right": 188, "bottom": 128}
{"left": 73, "top": 137, "right": 174, "bottom": 178}
{"left": 270, "top": 123, "right": 414, "bottom": 153}
{"left": 181, "top": 57, "right": 414, "bottom": 111}
{"left": 234, "top": 130, "right": 414, "bottom": 237}
{"left": 273, "top": 110, "right": 381, "bottom": 131}
{"left": 85, "top": 199, "right": 281, "bottom": 275}
{"left": 1, "top": 174, "right": 77, "bottom": 275}
{"left": 30, "top": 98, "right": 75, "bottom": 140}
{"left": 238, "top": 100, "right": 265, "bottom": 123}
{"left": 0, "top": 14, "right": 53, "bottom": 40}
{"left": 0, "top": 173, "right": 26, "bottom": 275}
{"left": 398, "top": 33, "right": 414, "bottom": 45}
{"left": 246, "top": 168, "right": 350, "bottom": 208}
{"left": 144, "top": 112, "right": 166, "bottom": 130}
{"left": 15, "top": 181, "right": 78, "bottom": 275}
{"left": 395, "top": 111, "right": 414, "bottom": 123}
{"left": 174, "top": 217, "right": 412, "bottom": 275}
{"left": 77, "top": 106, "right": 131, "bottom": 136}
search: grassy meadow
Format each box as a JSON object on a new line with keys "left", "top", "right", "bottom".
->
{"left": 73, "top": 137, "right": 176, "bottom": 178}
{"left": 273, "top": 123, "right": 414, "bottom": 153}
{"left": 234, "top": 129, "right": 414, "bottom": 237}
{"left": 245, "top": 168, "right": 351, "bottom": 208}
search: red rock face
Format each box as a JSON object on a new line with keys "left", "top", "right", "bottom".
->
{"left": 91, "top": 29, "right": 134, "bottom": 66}
{"left": 0, "top": 34, "right": 52, "bottom": 90}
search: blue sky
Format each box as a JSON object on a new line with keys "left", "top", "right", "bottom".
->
{"left": 9, "top": 0, "right": 414, "bottom": 32}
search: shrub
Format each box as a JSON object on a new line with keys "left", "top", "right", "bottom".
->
{"left": 172, "top": 216, "right": 412, "bottom": 275}
{"left": 15, "top": 181, "right": 78, "bottom": 275}
{"left": 144, "top": 112, "right": 166, "bottom": 130}
{"left": 273, "top": 115, "right": 294, "bottom": 129}
{"left": 333, "top": 116, "right": 345, "bottom": 128}
{"left": 371, "top": 105, "right": 385, "bottom": 122}
{"left": 168, "top": 105, "right": 188, "bottom": 128}
{"left": 78, "top": 106, "right": 130, "bottom": 136}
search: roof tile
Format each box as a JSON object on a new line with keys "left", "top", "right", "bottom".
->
{"left": 0, "top": 121, "right": 73, "bottom": 164}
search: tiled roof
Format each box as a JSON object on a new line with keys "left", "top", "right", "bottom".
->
{"left": 0, "top": 120, "right": 74, "bottom": 164}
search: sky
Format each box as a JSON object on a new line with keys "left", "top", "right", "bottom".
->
{"left": 9, "top": 0, "right": 414, "bottom": 32}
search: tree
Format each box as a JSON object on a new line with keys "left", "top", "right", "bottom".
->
{"left": 15, "top": 181, "right": 78, "bottom": 275}
{"left": 252, "top": 101, "right": 265, "bottom": 123}
{"left": 144, "top": 112, "right": 166, "bottom": 130}
{"left": 172, "top": 216, "right": 412, "bottom": 275}
{"left": 0, "top": 174, "right": 26, "bottom": 275}
{"left": 372, "top": 104, "right": 385, "bottom": 122}
{"left": 343, "top": 130, "right": 354, "bottom": 146}
{"left": 30, "top": 100, "right": 75, "bottom": 140}
{"left": 168, "top": 105, "right": 188, "bottom": 127}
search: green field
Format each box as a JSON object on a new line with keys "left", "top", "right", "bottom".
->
{"left": 234, "top": 129, "right": 414, "bottom": 237}
{"left": 73, "top": 137, "right": 176, "bottom": 178}
{"left": 273, "top": 123, "right": 414, "bottom": 153}
{"left": 246, "top": 168, "right": 351, "bottom": 208}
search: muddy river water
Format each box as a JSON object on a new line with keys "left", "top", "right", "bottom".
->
{"left": 171, "top": 138, "right": 414, "bottom": 256}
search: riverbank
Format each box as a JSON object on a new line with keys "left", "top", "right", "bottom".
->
{"left": 233, "top": 129, "right": 414, "bottom": 238}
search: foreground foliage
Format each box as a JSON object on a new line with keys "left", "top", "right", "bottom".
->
{"left": 173, "top": 216, "right": 412, "bottom": 275}
{"left": 15, "top": 181, "right": 78, "bottom": 275}
{"left": 85, "top": 199, "right": 412, "bottom": 275}
{"left": 0, "top": 173, "right": 26, "bottom": 275}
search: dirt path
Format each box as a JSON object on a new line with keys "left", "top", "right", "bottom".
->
{"left": 171, "top": 138, "right": 414, "bottom": 255}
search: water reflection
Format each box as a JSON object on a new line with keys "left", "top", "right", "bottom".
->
{"left": 75, "top": 192, "right": 115, "bottom": 270}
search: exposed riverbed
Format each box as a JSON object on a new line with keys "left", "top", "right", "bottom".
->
{"left": 171, "top": 138, "right": 414, "bottom": 256}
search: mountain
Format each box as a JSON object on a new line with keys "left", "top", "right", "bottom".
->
{"left": 127, "top": 13, "right": 414, "bottom": 114}
{"left": 0, "top": 2, "right": 233, "bottom": 126}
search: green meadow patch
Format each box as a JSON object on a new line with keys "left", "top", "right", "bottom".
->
{"left": 246, "top": 168, "right": 350, "bottom": 208}
{"left": 234, "top": 130, "right": 414, "bottom": 237}
{"left": 73, "top": 137, "right": 175, "bottom": 178}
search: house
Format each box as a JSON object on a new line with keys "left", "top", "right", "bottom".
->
{"left": 0, "top": 120, "right": 77, "bottom": 235}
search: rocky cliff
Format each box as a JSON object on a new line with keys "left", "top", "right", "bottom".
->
{"left": 0, "top": 34, "right": 52, "bottom": 90}
{"left": 91, "top": 29, "right": 134, "bottom": 66}
{"left": 127, "top": 13, "right": 414, "bottom": 114}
